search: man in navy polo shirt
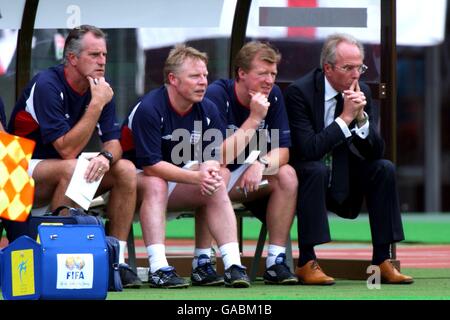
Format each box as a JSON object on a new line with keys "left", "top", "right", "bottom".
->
{"left": 121, "top": 45, "right": 250, "bottom": 289}
{"left": 8, "top": 25, "right": 142, "bottom": 288}
{"left": 196, "top": 41, "right": 298, "bottom": 285}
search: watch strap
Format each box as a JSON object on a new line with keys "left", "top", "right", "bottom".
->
{"left": 98, "top": 151, "right": 113, "bottom": 165}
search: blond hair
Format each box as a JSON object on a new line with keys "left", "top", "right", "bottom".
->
{"left": 163, "top": 44, "right": 208, "bottom": 84}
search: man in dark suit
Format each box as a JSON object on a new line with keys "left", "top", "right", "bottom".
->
{"left": 284, "top": 33, "right": 413, "bottom": 285}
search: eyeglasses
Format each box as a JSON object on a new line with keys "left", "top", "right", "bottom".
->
{"left": 333, "top": 64, "right": 368, "bottom": 74}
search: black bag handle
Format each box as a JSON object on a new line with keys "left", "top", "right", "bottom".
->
{"left": 48, "top": 205, "right": 74, "bottom": 216}
{"left": 48, "top": 206, "right": 100, "bottom": 217}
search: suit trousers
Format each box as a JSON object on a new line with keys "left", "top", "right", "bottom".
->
{"left": 293, "top": 158, "right": 405, "bottom": 247}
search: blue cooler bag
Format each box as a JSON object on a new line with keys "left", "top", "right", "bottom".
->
{"left": 38, "top": 225, "right": 108, "bottom": 300}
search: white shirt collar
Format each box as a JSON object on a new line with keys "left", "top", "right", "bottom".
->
{"left": 324, "top": 76, "right": 340, "bottom": 102}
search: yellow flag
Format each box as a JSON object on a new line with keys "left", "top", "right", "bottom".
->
{"left": 0, "top": 131, "right": 35, "bottom": 221}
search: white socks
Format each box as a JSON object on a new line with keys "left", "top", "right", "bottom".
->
{"left": 192, "top": 247, "right": 212, "bottom": 269}
{"left": 147, "top": 244, "right": 169, "bottom": 273}
{"left": 118, "top": 240, "right": 127, "bottom": 264}
{"left": 219, "top": 242, "right": 242, "bottom": 270}
{"left": 266, "top": 244, "right": 286, "bottom": 268}
{"left": 147, "top": 243, "right": 283, "bottom": 272}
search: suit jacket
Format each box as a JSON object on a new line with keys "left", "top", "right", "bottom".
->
{"left": 284, "top": 68, "right": 385, "bottom": 167}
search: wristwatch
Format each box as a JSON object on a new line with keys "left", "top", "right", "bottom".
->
{"left": 257, "top": 156, "right": 269, "bottom": 169}
{"left": 98, "top": 150, "right": 113, "bottom": 165}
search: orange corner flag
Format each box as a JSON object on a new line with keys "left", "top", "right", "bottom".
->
{"left": 0, "top": 131, "right": 35, "bottom": 222}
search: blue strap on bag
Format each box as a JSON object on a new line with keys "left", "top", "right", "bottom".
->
{"left": 105, "top": 236, "right": 123, "bottom": 291}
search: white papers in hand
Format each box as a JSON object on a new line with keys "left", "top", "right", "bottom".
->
{"left": 65, "top": 153, "right": 103, "bottom": 210}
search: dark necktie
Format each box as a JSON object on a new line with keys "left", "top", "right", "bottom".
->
{"left": 330, "top": 93, "right": 349, "bottom": 203}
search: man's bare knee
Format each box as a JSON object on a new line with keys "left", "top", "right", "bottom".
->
{"left": 138, "top": 175, "right": 168, "bottom": 201}
{"left": 273, "top": 164, "right": 298, "bottom": 191}
{"left": 110, "top": 159, "right": 136, "bottom": 178}
{"left": 108, "top": 159, "right": 136, "bottom": 187}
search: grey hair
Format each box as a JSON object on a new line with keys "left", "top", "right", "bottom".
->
{"left": 320, "top": 33, "right": 365, "bottom": 69}
{"left": 62, "top": 25, "right": 106, "bottom": 64}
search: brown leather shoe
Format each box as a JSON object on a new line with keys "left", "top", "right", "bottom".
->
{"left": 379, "top": 260, "right": 414, "bottom": 284}
{"left": 295, "top": 260, "right": 335, "bottom": 285}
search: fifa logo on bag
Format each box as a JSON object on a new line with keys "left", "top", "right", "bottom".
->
{"left": 65, "top": 256, "right": 86, "bottom": 280}
{"left": 57, "top": 253, "right": 94, "bottom": 289}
